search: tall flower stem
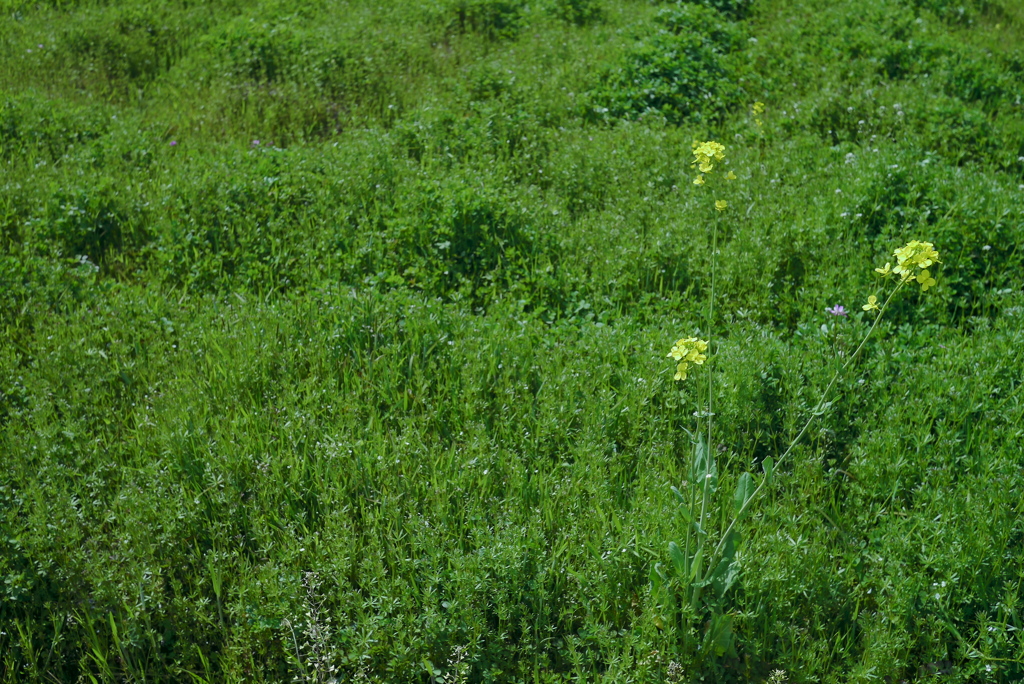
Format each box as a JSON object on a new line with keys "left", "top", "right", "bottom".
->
{"left": 690, "top": 212, "right": 720, "bottom": 610}
{"left": 704, "top": 280, "right": 907, "bottom": 577}
{"left": 706, "top": 211, "right": 718, "bottom": 475}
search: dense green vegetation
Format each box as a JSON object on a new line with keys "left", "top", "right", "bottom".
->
{"left": 1, "top": 0, "right": 1023, "bottom": 680}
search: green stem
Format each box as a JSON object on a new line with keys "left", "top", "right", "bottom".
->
{"left": 683, "top": 452, "right": 694, "bottom": 584}
{"left": 691, "top": 212, "right": 720, "bottom": 609}
{"left": 702, "top": 278, "right": 906, "bottom": 581}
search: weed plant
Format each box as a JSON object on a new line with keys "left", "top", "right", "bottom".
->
{"left": 656, "top": 145, "right": 947, "bottom": 667}
{"left": 1, "top": 0, "right": 1024, "bottom": 681}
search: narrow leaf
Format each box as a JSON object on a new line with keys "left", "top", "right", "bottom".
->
{"left": 671, "top": 486, "right": 693, "bottom": 522}
{"left": 691, "top": 435, "right": 708, "bottom": 482}
{"left": 649, "top": 563, "right": 664, "bottom": 592}
{"left": 670, "top": 485, "right": 686, "bottom": 505}
{"left": 708, "top": 556, "right": 731, "bottom": 590}
{"left": 713, "top": 530, "right": 742, "bottom": 597}
{"left": 733, "top": 472, "right": 755, "bottom": 516}
{"left": 721, "top": 529, "right": 740, "bottom": 562}
{"left": 709, "top": 613, "right": 735, "bottom": 656}
{"left": 678, "top": 503, "right": 692, "bottom": 523}
{"left": 690, "top": 547, "right": 703, "bottom": 581}
{"left": 668, "top": 541, "right": 687, "bottom": 578}
{"left": 720, "top": 559, "right": 741, "bottom": 596}
{"left": 763, "top": 456, "right": 774, "bottom": 484}
{"left": 693, "top": 575, "right": 714, "bottom": 589}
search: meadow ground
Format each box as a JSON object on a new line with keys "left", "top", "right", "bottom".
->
{"left": 1, "top": 0, "right": 1023, "bottom": 681}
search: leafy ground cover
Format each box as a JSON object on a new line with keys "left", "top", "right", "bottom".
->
{"left": 1, "top": 0, "right": 1023, "bottom": 681}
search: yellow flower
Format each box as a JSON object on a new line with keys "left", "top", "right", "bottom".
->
{"left": 692, "top": 141, "right": 726, "bottom": 174}
{"left": 752, "top": 101, "right": 765, "bottom": 115}
{"left": 917, "top": 269, "right": 936, "bottom": 291}
{"left": 674, "top": 364, "right": 688, "bottom": 381}
{"left": 914, "top": 243, "right": 940, "bottom": 269}
{"left": 715, "top": 200, "right": 728, "bottom": 212}
{"left": 668, "top": 337, "right": 709, "bottom": 382}
{"left": 893, "top": 240, "right": 940, "bottom": 277}
{"left": 862, "top": 295, "right": 880, "bottom": 312}
{"left": 726, "top": 170, "right": 737, "bottom": 180}
{"left": 668, "top": 337, "right": 708, "bottom": 361}
{"left": 693, "top": 175, "right": 705, "bottom": 186}
{"left": 874, "top": 262, "right": 892, "bottom": 277}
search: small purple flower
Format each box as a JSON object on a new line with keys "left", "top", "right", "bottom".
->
{"left": 826, "top": 304, "right": 847, "bottom": 317}
{"left": 251, "top": 139, "right": 261, "bottom": 147}
{"left": 169, "top": 140, "right": 177, "bottom": 147}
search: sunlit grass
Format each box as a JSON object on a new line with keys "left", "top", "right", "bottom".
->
{"left": 1, "top": 0, "right": 1023, "bottom": 681}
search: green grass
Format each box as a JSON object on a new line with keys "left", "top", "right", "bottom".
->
{"left": 1, "top": 0, "right": 1023, "bottom": 681}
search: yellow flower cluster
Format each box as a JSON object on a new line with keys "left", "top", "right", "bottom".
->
{"left": 752, "top": 101, "right": 764, "bottom": 128}
{"left": 865, "top": 240, "right": 940, "bottom": 311}
{"left": 690, "top": 140, "right": 729, "bottom": 209}
{"left": 667, "top": 337, "right": 709, "bottom": 381}
{"left": 692, "top": 141, "right": 726, "bottom": 174}
{"left": 874, "top": 240, "right": 940, "bottom": 291}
